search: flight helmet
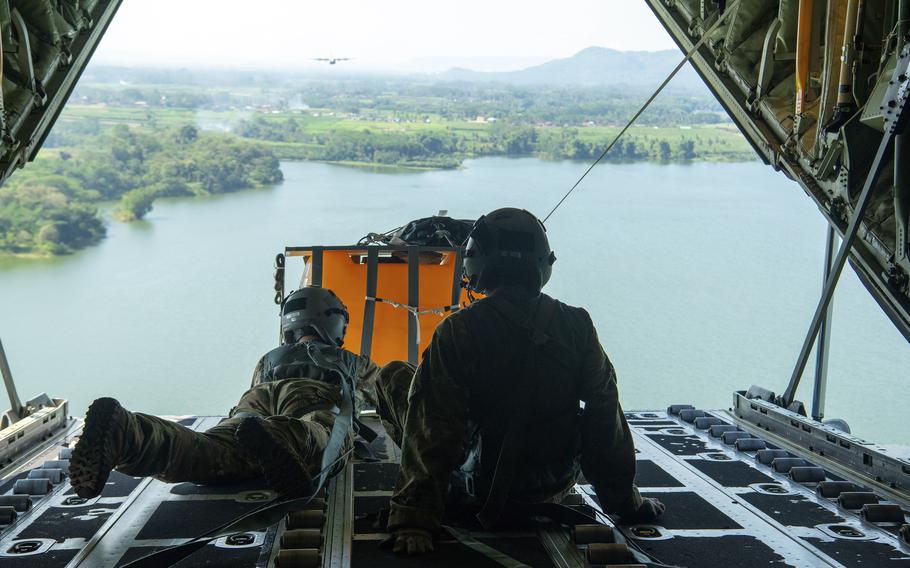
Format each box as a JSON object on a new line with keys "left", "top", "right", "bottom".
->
{"left": 463, "top": 208, "right": 556, "bottom": 293}
{"left": 280, "top": 286, "right": 349, "bottom": 346}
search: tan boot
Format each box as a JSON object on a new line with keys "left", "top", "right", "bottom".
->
{"left": 69, "top": 398, "right": 134, "bottom": 498}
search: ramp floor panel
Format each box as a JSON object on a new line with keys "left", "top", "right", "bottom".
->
{"left": 16, "top": 503, "right": 121, "bottom": 539}
{"left": 636, "top": 535, "right": 791, "bottom": 567}
{"left": 59, "top": 472, "right": 144, "bottom": 498}
{"left": 1, "top": 549, "right": 80, "bottom": 567}
{"left": 624, "top": 411, "right": 910, "bottom": 568}
{"left": 114, "top": 545, "right": 264, "bottom": 567}
{"left": 353, "top": 462, "right": 400, "bottom": 491}
{"left": 634, "top": 491, "right": 742, "bottom": 530}
{"left": 634, "top": 459, "right": 685, "bottom": 487}
{"left": 804, "top": 537, "right": 910, "bottom": 566}
{"left": 687, "top": 458, "right": 777, "bottom": 487}
{"left": 168, "top": 480, "right": 267, "bottom": 495}
{"left": 645, "top": 433, "right": 710, "bottom": 455}
{"left": 351, "top": 537, "right": 555, "bottom": 567}
{"left": 135, "top": 500, "right": 267, "bottom": 539}
{"left": 740, "top": 492, "right": 846, "bottom": 525}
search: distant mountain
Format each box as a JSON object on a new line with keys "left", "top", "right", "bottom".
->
{"left": 400, "top": 55, "right": 551, "bottom": 73}
{"left": 439, "top": 47, "right": 704, "bottom": 91}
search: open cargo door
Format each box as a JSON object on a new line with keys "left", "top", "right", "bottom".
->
{"left": 0, "top": 0, "right": 123, "bottom": 186}
{"left": 644, "top": 0, "right": 910, "bottom": 342}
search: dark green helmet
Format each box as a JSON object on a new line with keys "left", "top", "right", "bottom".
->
{"left": 463, "top": 208, "right": 556, "bottom": 294}
{"left": 280, "top": 287, "right": 349, "bottom": 346}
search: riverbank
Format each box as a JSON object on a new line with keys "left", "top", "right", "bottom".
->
{"left": 1, "top": 125, "right": 283, "bottom": 255}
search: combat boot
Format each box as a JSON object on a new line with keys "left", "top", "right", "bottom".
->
{"left": 235, "top": 417, "right": 314, "bottom": 497}
{"left": 70, "top": 397, "right": 137, "bottom": 499}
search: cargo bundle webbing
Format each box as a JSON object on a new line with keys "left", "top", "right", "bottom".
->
{"left": 282, "top": 245, "right": 476, "bottom": 366}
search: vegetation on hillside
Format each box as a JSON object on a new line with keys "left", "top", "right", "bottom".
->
{"left": 1, "top": 124, "right": 282, "bottom": 254}
{"left": 0, "top": 178, "right": 104, "bottom": 255}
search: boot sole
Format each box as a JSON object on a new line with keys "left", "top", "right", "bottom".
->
{"left": 236, "top": 418, "right": 313, "bottom": 497}
{"left": 69, "top": 398, "right": 122, "bottom": 499}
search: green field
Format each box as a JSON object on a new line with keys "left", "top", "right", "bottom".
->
{"left": 62, "top": 104, "right": 751, "bottom": 163}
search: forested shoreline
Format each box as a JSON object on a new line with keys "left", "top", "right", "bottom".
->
{"left": 1, "top": 73, "right": 755, "bottom": 256}
{"left": 1, "top": 125, "right": 281, "bottom": 255}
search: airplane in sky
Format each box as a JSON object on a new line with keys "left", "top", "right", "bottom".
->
{"left": 312, "top": 57, "right": 352, "bottom": 65}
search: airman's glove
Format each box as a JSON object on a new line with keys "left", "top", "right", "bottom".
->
{"left": 617, "top": 497, "right": 665, "bottom": 524}
{"left": 391, "top": 528, "right": 435, "bottom": 556}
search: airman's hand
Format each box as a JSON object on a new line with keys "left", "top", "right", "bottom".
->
{"left": 392, "top": 528, "right": 435, "bottom": 556}
{"left": 618, "top": 497, "right": 665, "bottom": 524}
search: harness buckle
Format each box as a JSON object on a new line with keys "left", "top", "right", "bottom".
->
{"left": 465, "top": 474, "right": 476, "bottom": 498}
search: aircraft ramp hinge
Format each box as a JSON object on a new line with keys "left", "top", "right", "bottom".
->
{"left": 0, "top": 338, "right": 25, "bottom": 424}
{"left": 882, "top": 46, "right": 910, "bottom": 135}
{"left": 886, "top": 265, "right": 909, "bottom": 294}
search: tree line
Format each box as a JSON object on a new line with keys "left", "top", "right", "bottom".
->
{"left": 235, "top": 116, "right": 750, "bottom": 168}
{"left": 1, "top": 124, "right": 282, "bottom": 255}
{"left": 70, "top": 76, "right": 727, "bottom": 127}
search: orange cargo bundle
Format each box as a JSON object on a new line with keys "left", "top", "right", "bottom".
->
{"left": 277, "top": 245, "right": 476, "bottom": 366}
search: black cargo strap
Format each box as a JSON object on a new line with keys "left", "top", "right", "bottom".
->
{"left": 513, "top": 502, "right": 597, "bottom": 527}
{"left": 304, "top": 343, "right": 356, "bottom": 489}
{"left": 476, "top": 297, "right": 558, "bottom": 530}
{"left": 124, "top": 344, "right": 358, "bottom": 568}
{"left": 443, "top": 526, "right": 532, "bottom": 568}
{"left": 354, "top": 416, "right": 380, "bottom": 442}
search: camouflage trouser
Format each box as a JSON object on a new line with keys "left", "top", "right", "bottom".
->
{"left": 115, "top": 378, "right": 343, "bottom": 485}
{"left": 375, "top": 361, "right": 475, "bottom": 507}
{"left": 375, "top": 360, "right": 575, "bottom": 511}
{"left": 374, "top": 360, "right": 417, "bottom": 449}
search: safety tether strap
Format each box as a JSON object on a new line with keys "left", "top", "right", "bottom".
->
{"left": 305, "top": 342, "right": 357, "bottom": 488}
{"left": 123, "top": 344, "right": 358, "bottom": 568}
{"left": 366, "top": 296, "right": 460, "bottom": 353}
{"left": 476, "top": 296, "right": 558, "bottom": 530}
{"left": 354, "top": 416, "right": 379, "bottom": 443}
{"left": 443, "top": 526, "right": 532, "bottom": 568}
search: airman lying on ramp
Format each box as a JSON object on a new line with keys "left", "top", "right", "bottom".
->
{"left": 69, "top": 286, "right": 380, "bottom": 499}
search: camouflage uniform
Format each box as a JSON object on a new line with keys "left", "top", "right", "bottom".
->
{"left": 113, "top": 341, "right": 379, "bottom": 485}
{"left": 378, "top": 287, "right": 642, "bottom": 532}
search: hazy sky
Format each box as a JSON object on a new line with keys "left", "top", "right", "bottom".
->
{"left": 94, "top": 0, "right": 678, "bottom": 71}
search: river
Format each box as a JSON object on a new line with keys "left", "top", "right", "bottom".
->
{"left": 0, "top": 158, "right": 907, "bottom": 443}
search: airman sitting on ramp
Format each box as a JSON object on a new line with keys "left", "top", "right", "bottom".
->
{"left": 376, "top": 207, "right": 665, "bottom": 555}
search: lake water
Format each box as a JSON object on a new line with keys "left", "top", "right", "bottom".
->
{"left": 0, "top": 158, "right": 907, "bottom": 443}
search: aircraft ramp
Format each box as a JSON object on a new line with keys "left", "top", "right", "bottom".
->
{"left": 0, "top": 409, "right": 908, "bottom": 567}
